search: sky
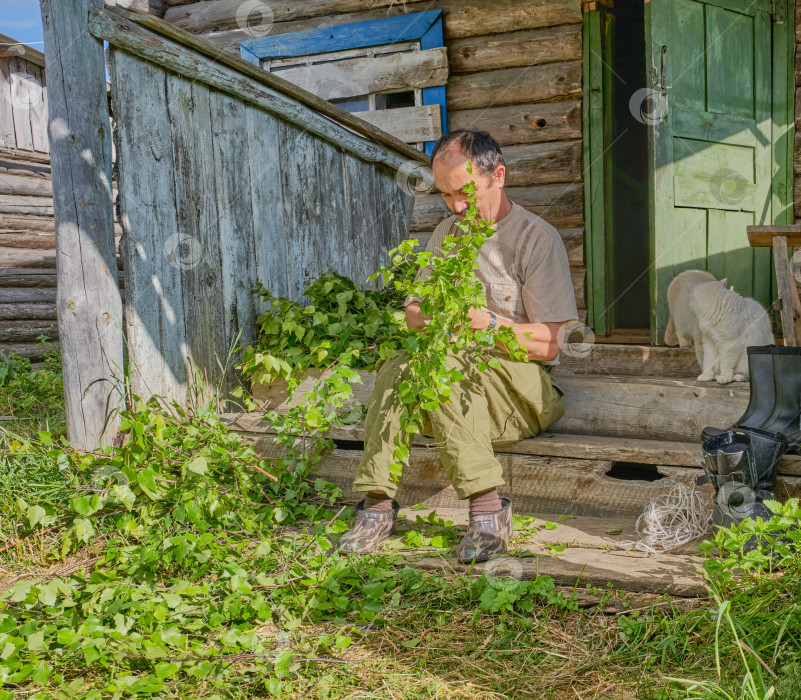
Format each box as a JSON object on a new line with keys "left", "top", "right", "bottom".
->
{"left": 0, "top": 0, "right": 45, "bottom": 51}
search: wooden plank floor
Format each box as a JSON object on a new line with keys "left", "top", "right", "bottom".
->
{"left": 391, "top": 507, "right": 707, "bottom": 597}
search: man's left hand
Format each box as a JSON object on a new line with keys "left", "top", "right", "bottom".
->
{"left": 467, "top": 307, "right": 493, "bottom": 330}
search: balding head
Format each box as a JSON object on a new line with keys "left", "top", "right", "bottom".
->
{"left": 431, "top": 129, "right": 506, "bottom": 184}
{"left": 430, "top": 129, "right": 509, "bottom": 222}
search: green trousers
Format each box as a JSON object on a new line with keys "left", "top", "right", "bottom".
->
{"left": 352, "top": 349, "right": 566, "bottom": 500}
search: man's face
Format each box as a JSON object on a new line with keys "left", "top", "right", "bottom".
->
{"left": 431, "top": 145, "right": 506, "bottom": 222}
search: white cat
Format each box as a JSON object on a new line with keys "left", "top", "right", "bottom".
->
{"left": 664, "top": 269, "right": 717, "bottom": 370}
{"left": 686, "top": 279, "right": 774, "bottom": 384}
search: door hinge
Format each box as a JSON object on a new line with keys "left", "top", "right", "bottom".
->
{"left": 770, "top": 1, "right": 785, "bottom": 23}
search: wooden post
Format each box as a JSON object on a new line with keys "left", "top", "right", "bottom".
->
{"left": 747, "top": 225, "right": 801, "bottom": 347}
{"left": 40, "top": 0, "right": 124, "bottom": 449}
{"left": 772, "top": 235, "right": 801, "bottom": 346}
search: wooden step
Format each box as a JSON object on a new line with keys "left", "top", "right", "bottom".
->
{"left": 234, "top": 427, "right": 801, "bottom": 518}
{"left": 554, "top": 373, "right": 748, "bottom": 442}
{"left": 223, "top": 411, "right": 801, "bottom": 476}
{"left": 399, "top": 508, "right": 707, "bottom": 597}
{"left": 395, "top": 508, "right": 707, "bottom": 597}
{"left": 250, "top": 370, "right": 750, "bottom": 443}
{"left": 236, "top": 369, "right": 801, "bottom": 518}
{"left": 556, "top": 343, "right": 700, "bottom": 377}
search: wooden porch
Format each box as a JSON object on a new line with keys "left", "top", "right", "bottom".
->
{"left": 219, "top": 342, "right": 801, "bottom": 594}
{"left": 225, "top": 343, "right": 801, "bottom": 516}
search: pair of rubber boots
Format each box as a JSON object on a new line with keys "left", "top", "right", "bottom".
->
{"left": 336, "top": 497, "right": 513, "bottom": 562}
{"left": 699, "top": 345, "right": 801, "bottom": 543}
{"left": 701, "top": 345, "right": 801, "bottom": 450}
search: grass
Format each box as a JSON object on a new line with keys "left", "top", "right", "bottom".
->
{"left": 0, "top": 343, "right": 71, "bottom": 554}
{"left": 0, "top": 339, "right": 64, "bottom": 438}
{"left": 2, "top": 351, "right": 801, "bottom": 699}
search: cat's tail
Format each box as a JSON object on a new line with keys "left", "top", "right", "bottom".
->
{"left": 664, "top": 313, "right": 678, "bottom": 346}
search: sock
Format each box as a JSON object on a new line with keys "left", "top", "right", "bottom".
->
{"left": 468, "top": 488, "right": 502, "bottom": 516}
{"left": 364, "top": 491, "right": 394, "bottom": 513}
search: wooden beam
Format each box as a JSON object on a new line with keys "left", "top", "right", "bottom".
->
{"left": 410, "top": 183, "right": 585, "bottom": 231}
{"left": 40, "top": 0, "right": 124, "bottom": 449}
{"left": 0, "top": 302, "right": 57, "bottom": 320}
{"left": 107, "top": 0, "right": 167, "bottom": 16}
{"left": 448, "top": 101, "right": 583, "bottom": 147}
{"left": 447, "top": 61, "right": 582, "bottom": 111}
{"left": 273, "top": 47, "right": 448, "bottom": 101}
{"left": 0, "top": 341, "right": 59, "bottom": 361}
{"left": 0, "top": 319, "right": 58, "bottom": 342}
{"left": 448, "top": 24, "right": 582, "bottom": 74}
{"left": 747, "top": 224, "right": 801, "bottom": 247}
{"left": 225, "top": 407, "right": 801, "bottom": 476}
{"left": 0, "top": 33, "right": 45, "bottom": 68}
{"left": 164, "top": 0, "right": 582, "bottom": 40}
{"left": 353, "top": 104, "right": 442, "bottom": 143}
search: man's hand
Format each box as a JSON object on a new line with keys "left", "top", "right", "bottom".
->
{"left": 404, "top": 301, "right": 429, "bottom": 330}
{"left": 467, "top": 307, "right": 492, "bottom": 330}
{"left": 407, "top": 303, "right": 492, "bottom": 331}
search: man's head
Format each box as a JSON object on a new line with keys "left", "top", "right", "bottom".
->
{"left": 430, "top": 129, "right": 507, "bottom": 221}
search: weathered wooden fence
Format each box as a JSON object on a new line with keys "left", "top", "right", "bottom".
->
{"left": 43, "top": 3, "right": 420, "bottom": 446}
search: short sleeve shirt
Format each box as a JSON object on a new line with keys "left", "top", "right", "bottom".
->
{"left": 404, "top": 201, "right": 579, "bottom": 325}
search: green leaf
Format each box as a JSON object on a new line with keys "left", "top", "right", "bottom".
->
{"left": 31, "top": 665, "right": 51, "bottom": 685}
{"left": 73, "top": 517, "right": 95, "bottom": 543}
{"left": 136, "top": 469, "right": 160, "bottom": 498}
{"left": 37, "top": 581, "right": 59, "bottom": 607}
{"left": 9, "top": 580, "right": 33, "bottom": 602}
{"left": 26, "top": 505, "right": 46, "bottom": 529}
{"left": 83, "top": 645, "right": 100, "bottom": 664}
{"left": 186, "top": 456, "right": 208, "bottom": 476}
{"left": 155, "top": 662, "right": 179, "bottom": 679}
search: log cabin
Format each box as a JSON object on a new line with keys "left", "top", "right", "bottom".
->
{"left": 0, "top": 36, "right": 59, "bottom": 362}
{"left": 30, "top": 1, "right": 801, "bottom": 523}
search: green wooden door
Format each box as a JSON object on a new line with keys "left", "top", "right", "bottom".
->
{"left": 647, "top": 0, "right": 778, "bottom": 343}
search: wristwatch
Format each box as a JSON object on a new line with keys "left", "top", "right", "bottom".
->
{"left": 487, "top": 311, "right": 497, "bottom": 329}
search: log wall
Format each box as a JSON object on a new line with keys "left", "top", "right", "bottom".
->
{"left": 0, "top": 42, "right": 58, "bottom": 362}
{"left": 161, "top": 0, "right": 587, "bottom": 320}
{"left": 792, "top": 1, "right": 801, "bottom": 281}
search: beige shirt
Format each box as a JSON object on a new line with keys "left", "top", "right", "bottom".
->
{"left": 404, "top": 201, "right": 579, "bottom": 362}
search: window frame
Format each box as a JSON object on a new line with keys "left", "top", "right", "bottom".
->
{"left": 240, "top": 10, "right": 447, "bottom": 156}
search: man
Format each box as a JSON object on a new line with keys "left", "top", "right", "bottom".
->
{"left": 338, "top": 129, "right": 579, "bottom": 561}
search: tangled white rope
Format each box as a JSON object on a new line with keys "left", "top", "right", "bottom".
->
{"left": 618, "top": 482, "right": 713, "bottom": 554}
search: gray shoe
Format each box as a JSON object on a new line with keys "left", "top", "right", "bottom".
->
{"left": 457, "top": 497, "right": 513, "bottom": 563}
{"left": 336, "top": 499, "right": 399, "bottom": 554}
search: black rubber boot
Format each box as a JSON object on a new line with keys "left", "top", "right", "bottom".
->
{"left": 752, "top": 347, "right": 801, "bottom": 453}
{"left": 701, "top": 345, "right": 777, "bottom": 443}
{"left": 700, "top": 429, "right": 787, "bottom": 552}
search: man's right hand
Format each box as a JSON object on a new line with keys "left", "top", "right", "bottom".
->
{"left": 404, "top": 301, "right": 430, "bottom": 330}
